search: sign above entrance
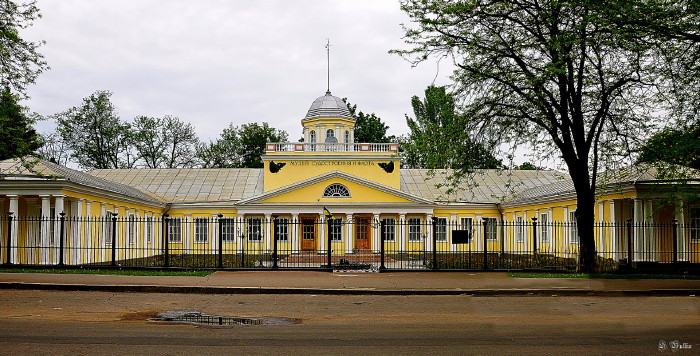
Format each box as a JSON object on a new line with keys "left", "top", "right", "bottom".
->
{"left": 289, "top": 160, "right": 376, "bottom": 166}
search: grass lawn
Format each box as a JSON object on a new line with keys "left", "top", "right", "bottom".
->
{"left": 0, "top": 268, "right": 213, "bottom": 277}
{"left": 509, "top": 272, "right": 700, "bottom": 279}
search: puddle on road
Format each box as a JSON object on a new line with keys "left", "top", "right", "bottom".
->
{"left": 148, "top": 310, "right": 300, "bottom": 327}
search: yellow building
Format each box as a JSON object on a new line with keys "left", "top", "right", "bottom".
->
{"left": 0, "top": 91, "right": 698, "bottom": 269}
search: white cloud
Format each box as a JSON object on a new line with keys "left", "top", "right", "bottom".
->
{"left": 24, "top": 0, "right": 455, "bottom": 143}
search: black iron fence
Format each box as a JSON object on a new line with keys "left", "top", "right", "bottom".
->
{"left": 0, "top": 214, "right": 698, "bottom": 271}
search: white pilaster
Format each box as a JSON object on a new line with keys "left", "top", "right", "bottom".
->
{"left": 608, "top": 200, "right": 616, "bottom": 259}
{"left": 39, "top": 195, "right": 51, "bottom": 264}
{"left": 319, "top": 215, "right": 326, "bottom": 252}
{"left": 425, "top": 214, "right": 433, "bottom": 252}
{"left": 345, "top": 213, "right": 353, "bottom": 253}
{"left": 475, "top": 213, "right": 483, "bottom": 251}
{"left": 265, "top": 214, "right": 272, "bottom": 251}
{"left": 291, "top": 213, "right": 299, "bottom": 253}
{"left": 450, "top": 213, "right": 457, "bottom": 252}
{"left": 8, "top": 195, "right": 19, "bottom": 264}
{"left": 184, "top": 213, "right": 191, "bottom": 254}
{"left": 399, "top": 213, "right": 406, "bottom": 252}
{"left": 373, "top": 213, "right": 380, "bottom": 253}
{"left": 676, "top": 200, "right": 687, "bottom": 261}
{"left": 547, "top": 208, "right": 553, "bottom": 254}
{"left": 563, "top": 207, "right": 569, "bottom": 254}
{"left": 211, "top": 214, "right": 219, "bottom": 255}
{"left": 597, "top": 201, "right": 604, "bottom": 257}
{"left": 633, "top": 198, "right": 643, "bottom": 261}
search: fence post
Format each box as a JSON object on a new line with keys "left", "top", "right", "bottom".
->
{"left": 483, "top": 219, "right": 488, "bottom": 271}
{"left": 218, "top": 214, "right": 223, "bottom": 269}
{"left": 272, "top": 216, "right": 279, "bottom": 269}
{"left": 326, "top": 219, "right": 332, "bottom": 270}
{"left": 626, "top": 219, "right": 633, "bottom": 267}
{"left": 379, "top": 219, "right": 386, "bottom": 270}
{"left": 163, "top": 214, "right": 169, "bottom": 268}
{"left": 531, "top": 217, "right": 538, "bottom": 256}
{"left": 58, "top": 212, "right": 66, "bottom": 266}
{"left": 672, "top": 219, "right": 678, "bottom": 265}
{"left": 431, "top": 217, "right": 438, "bottom": 270}
{"left": 111, "top": 213, "right": 117, "bottom": 267}
{"left": 6, "top": 212, "right": 13, "bottom": 265}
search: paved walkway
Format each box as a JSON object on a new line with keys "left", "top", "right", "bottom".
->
{"left": 1, "top": 271, "right": 699, "bottom": 295}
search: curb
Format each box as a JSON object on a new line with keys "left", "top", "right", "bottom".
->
{"left": 0, "top": 282, "right": 698, "bottom": 296}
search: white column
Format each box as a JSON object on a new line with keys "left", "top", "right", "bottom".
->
{"left": 184, "top": 213, "right": 191, "bottom": 254}
{"left": 8, "top": 195, "right": 19, "bottom": 264}
{"left": 425, "top": 214, "right": 433, "bottom": 252}
{"left": 676, "top": 200, "right": 687, "bottom": 261}
{"left": 608, "top": 200, "right": 616, "bottom": 259}
{"left": 563, "top": 207, "right": 569, "bottom": 254}
{"left": 264, "top": 214, "right": 272, "bottom": 251}
{"left": 547, "top": 208, "right": 553, "bottom": 254}
{"left": 399, "top": 213, "right": 406, "bottom": 252}
{"left": 644, "top": 199, "right": 654, "bottom": 261}
{"left": 238, "top": 215, "right": 245, "bottom": 253}
{"left": 633, "top": 198, "right": 643, "bottom": 261}
{"left": 291, "top": 213, "right": 299, "bottom": 253}
{"left": 211, "top": 214, "right": 219, "bottom": 256}
{"left": 345, "top": 213, "right": 353, "bottom": 253}
{"left": 85, "top": 201, "right": 93, "bottom": 263}
{"left": 475, "top": 213, "right": 483, "bottom": 251}
{"left": 373, "top": 213, "right": 381, "bottom": 253}
{"left": 597, "top": 201, "right": 604, "bottom": 257}
{"left": 72, "top": 199, "right": 83, "bottom": 264}
{"left": 39, "top": 195, "right": 51, "bottom": 264}
{"left": 450, "top": 214, "right": 457, "bottom": 252}
{"left": 319, "top": 215, "right": 326, "bottom": 252}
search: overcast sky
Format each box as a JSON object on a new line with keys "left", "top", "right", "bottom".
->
{"left": 23, "top": 0, "right": 457, "bottom": 143}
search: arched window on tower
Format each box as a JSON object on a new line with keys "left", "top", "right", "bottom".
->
{"left": 309, "top": 130, "right": 316, "bottom": 151}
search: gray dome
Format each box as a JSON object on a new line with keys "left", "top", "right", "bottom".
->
{"left": 304, "top": 91, "right": 354, "bottom": 120}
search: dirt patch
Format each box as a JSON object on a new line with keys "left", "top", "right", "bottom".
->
{"left": 120, "top": 310, "right": 159, "bottom": 322}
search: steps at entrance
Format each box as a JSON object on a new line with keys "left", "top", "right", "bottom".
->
{"left": 280, "top": 251, "right": 396, "bottom": 265}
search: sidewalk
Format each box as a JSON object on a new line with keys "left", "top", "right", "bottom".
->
{"left": 1, "top": 271, "right": 699, "bottom": 296}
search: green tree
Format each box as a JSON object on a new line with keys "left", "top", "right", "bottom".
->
{"left": 0, "top": 89, "right": 41, "bottom": 160}
{"left": 343, "top": 99, "right": 393, "bottom": 143}
{"left": 638, "top": 122, "right": 700, "bottom": 170}
{"left": 37, "top": 131, "right": 69, "bottom": 165}
{"left": 402, "top": 85, "right": 502, "bottom": 170}
{"left": 0, "top": 0, "right": 48, "bottom": 99}
{"left": 130, "top": 115, "right": 199, "bottom": 168}
{"left": 394, "top": 0, "right": 700, "bottom": 271}
{"left": 197, "top": 122, "right": 287, "bottom": 168}
{"left": 56, "top": 90, "right": 130, "bottom": 169}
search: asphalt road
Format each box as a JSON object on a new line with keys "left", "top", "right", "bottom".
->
{"left": 0, "top": 290, "right": 698, "bottom": 355}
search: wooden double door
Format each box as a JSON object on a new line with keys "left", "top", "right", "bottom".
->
{"left": 300, "top": 216, "right": 371, "bottom": 251}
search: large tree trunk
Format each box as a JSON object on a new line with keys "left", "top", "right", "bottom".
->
{"left": 575, "top": 191, "right": 597, "bottom": 273}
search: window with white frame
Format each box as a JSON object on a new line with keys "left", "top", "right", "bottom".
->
{"left": 247, "top": 218, "right": 263, "bottom": 241}
{"left": 408, "top": 218, "right": 422, "bottom": 242}
{"left": 569, "top": 211, "right": 579, "bottom": 243}
{"left": 104, "top": 211, "right": 114, "bottom": 245}
{"left": 146, "top": 216, "right": 153, "bottom": 244}
{"left": 435, "top": 217, "right": 448, "bottom": 242}
{"left": 275, "top": 218, "right": 289, "bottom": 241}
{"left": 540, "top": 213, "right": 549, "bottom": 243}
{"left": 690, "top": 207, "right": 700, "bottom": 241}
{"left": 460, "top": 217, "right": 473, "bottom": 242}
{"left": 381, "top": 218, "right": 396, "bottom": 242}
{"left": 128, "top": 213, "right": 136, "bottom": 245}
{"left": 329, "top": 218, "right": 342, "bottom": 242}
{"left": 194, "top": 217, "right": 208, "bottom": 243}
{"left": 515, "top": 215, "right": 525, "bottom": 243}
{"left": 168, "top": 217, "right": 182, "bottom": 243}
{"left": 221, "top": 218, "right": 237, "bottom": 242}
{"left": 484, "top": 217, "right": 498, "bottom": 241}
